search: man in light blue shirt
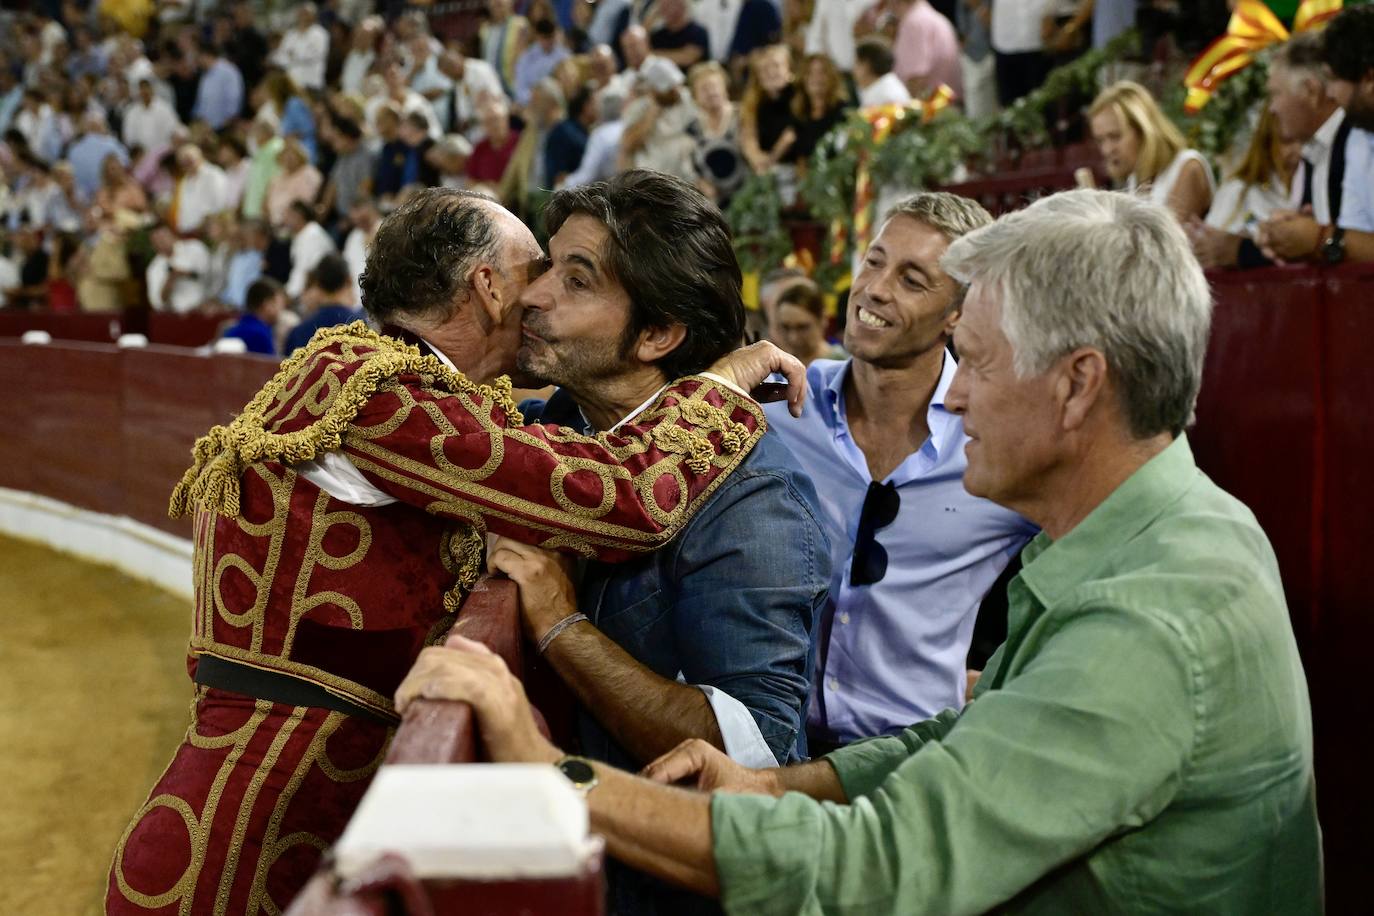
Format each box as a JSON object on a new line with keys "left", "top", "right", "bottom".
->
{"left": 65, "top": 114, "right": 128, "bottom": 200}
{"left": 765, "top": 193, "right": 1036, "bottom": 748}
{"left": 513, "top": 19, "right": 570, "bottom": 106}
{"left": 192, "top": 46, "right": 245, "bottom": 131}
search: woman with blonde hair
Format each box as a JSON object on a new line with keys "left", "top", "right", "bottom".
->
{"left": 1186, "top": 108, "right": 1303, "bottom": 268}
{"left": 1089, "top": 80, "right": 1214, "bottom": 222}
{"left": 1204, "top": 108, "right": 1302, "bottom": 235}
{"left": 740, "top": 44, "right": 797, "bottom": 176}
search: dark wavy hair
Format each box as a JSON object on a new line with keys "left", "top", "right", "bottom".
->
{"left": 360, "top": 188, "right": 500, "bottom": 328}
{"left": 1323, "top": 5, "right": 1374, "bottom": 83}
{"left": 542, "top": 170, "right": 744, "bottom": 379}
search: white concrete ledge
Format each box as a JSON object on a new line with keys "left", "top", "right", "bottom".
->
{"left": 0, "top": 488, "right": 192, "bottom": 600}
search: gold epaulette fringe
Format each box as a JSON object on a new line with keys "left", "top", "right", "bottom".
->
{"left": 170, "top": 322, "right": 525, "bottom": 519}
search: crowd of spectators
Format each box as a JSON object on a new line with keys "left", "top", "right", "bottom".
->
{"left": 0, "top": 0, "right": 1370, "bottom": 359}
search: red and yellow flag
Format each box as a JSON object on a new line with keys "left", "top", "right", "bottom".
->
{"left": 1184, "top": 0, "right": 1343, "bottom": 113}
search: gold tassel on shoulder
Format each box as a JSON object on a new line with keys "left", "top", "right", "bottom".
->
{"left": 170, "top": 322, "right": 521, "bottom": 519}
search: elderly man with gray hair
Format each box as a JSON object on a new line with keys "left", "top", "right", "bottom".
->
{"left": 398, "top": 189, "right": 1323, "bottom": 914}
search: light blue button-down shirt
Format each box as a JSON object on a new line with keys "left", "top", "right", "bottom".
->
{"left": 1338, "top": 125, "right": 1374, "bottom": 234}
{"left": 765, "top": 355, "right": 1037, "bottom": 743}
{"left": 193, "top": 58, "right": 245, "bottom": 131}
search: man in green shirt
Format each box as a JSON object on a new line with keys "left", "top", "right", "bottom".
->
{"left": 396, "top": 189, "right": 1323, "bottom": 914}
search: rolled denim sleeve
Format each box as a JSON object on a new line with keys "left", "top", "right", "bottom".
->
{"left": 671, "top": 465, "right": 830, "bottom": 764}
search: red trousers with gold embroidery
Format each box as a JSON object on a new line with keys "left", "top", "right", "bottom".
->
{"left": 106, "top": 688, "right": 392, "bottom": 915}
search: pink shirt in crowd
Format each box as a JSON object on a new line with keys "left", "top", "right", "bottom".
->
{"left": 893, "top": 0, "right": 965, "bottom": 100}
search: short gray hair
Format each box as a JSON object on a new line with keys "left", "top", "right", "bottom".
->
{"left": 941, "top": 189, "right": 1213, "bottom": 439}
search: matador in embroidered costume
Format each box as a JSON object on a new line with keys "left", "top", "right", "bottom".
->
{"left": 105, "top": 319, "right": 771, "bottom": 915}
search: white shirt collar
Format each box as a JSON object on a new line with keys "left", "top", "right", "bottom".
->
{"left": 1305, "top": 108, "right": 1346, "bottom": 163}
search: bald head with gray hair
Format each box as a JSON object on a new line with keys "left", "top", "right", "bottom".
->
{"left": 941, "top": 189, "right": 1212, "bottom": 438}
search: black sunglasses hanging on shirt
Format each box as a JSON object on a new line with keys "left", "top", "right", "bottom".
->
{"left": 850, "top": 481, "right": 900, "bottom": 586}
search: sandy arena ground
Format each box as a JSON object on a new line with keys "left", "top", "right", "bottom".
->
{"left": 0, "top": 534, "right": 192, "bottom": 914}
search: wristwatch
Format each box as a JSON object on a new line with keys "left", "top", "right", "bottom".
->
{"left": 1322, "top": 226, "right": 1347, "bottom": 264}
{"left": 555, "top": 755, "right": 599, "bottom": 796}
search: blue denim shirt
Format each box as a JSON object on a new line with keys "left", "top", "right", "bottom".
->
{"left": 522, "top": 387, "right": 830, "bottom": 916}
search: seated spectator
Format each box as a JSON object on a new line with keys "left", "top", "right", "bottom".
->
{"left": 791, "top": 54, "right": 850, "bottom": 162}
{"left": 402, "top": 190, "right": 1322, "bottom": 915}
{"left": 342, "top": 196, "right": 380, "bottom": 306}
{"left": 562, "top": 86, "right": 627, "bottom": 188}
{"left": 339, "top": 16, "right": 382, "bottom": 96}
{"left": 552, "top": 57, "right": 588, "bottom": 111}
{"left": 374, "top": 110, "right": 439, "bottom": 203}
{"left": 855, "top": 37, "right": 913, "bottom": 109}
{"left": 768, "top": 278, "right": 845, "bottom": 366}
{"left": 429, "top": 133, "right": 474, "bottom": 188}
{"left": 222, "top": 276, "right": 285, "bottom": 356}
{"left": 314, "top": 117, "right": 375, "bottom": 234}
{"left": 1090, "top": 81, "right": 1214, "bottom": 223}
{"left": 688, "top": 61, "right": 746, "bottom": 205}
{"left": 366, "top": 57, "right": 442, "bottom": 140}
{"left": 45, "top": 231, "right": 79, "bottom": 312}
{"left": 273, "top": 3, "right": 330, "bottom": 93}
{"left": 201, "top": 212, "right": 238, "bottom": 305}
{"left": 586, "top": 43, "right": 618, "bottom": 90}
{"left": 46, "top": 163, "right": 85, "bottom": 234}
{"left": 123, "top": 79, "right": 183, "bottom": 156}
{"left": 220, "top": 218, "right": 269, "bottom": 310}
{"left": 240, "top": 119, "right": 282, "bottom": 221}
{"left": 740, "top": 44, "right": 797, "bottom": 175}
{"left": 282, "top": 253, "right": 361, "bottom": 356}
{"left": 94, "top": 154, "right": 149, "bottom": 217}
{"left": 650, "top": 0, "right": 711, "bottom": 70}
{"left": 1186, "top": 109, "right": 1301, "bottom": 269}
{"left": 435, "top": 49, "right": 505, "bottom": 139}
{"left": 66, "top": 113, "right": 128, "bottom": 202}
{"left": 227, "top": 2, "right": 269, "bottom": 98}
{"left": 955, "top": 0, "right": 997, "bottom": 120}
{"left": 215, "top": 135, "right": 250, "bottom": 213}
{"left": 146, "top": 222, "right": 211, "bottom": 314}
{"left": 264, "top": 137, "right": 323, "bottom": 230}
{"left": 727, "top": 0, "right": 784, "bottom": 71}
{"left": 608, "top": 24, "right": 651, "bottom": 98}
{"left": 619, "top": 57, "right": 699, "bottom": 182}
{"left": 893, "top": 0, "right": 964, "bottom": 99}
{"left": 283, "top": 200, "right": 336, "bottom": 299}
{"left": 467, "top": 96, "right": 521, "bottom": 188}
{"left": 500, "top": 77, "right": 564, "bottom": 206}
{"left": 73, "top": 212, "right": 133, "bottom": 313}
{"left": 171, "top": 143, "right": 230, "bottom": 235}
{"left": 193, "top": 43, "right": 245, "bottom": 131}
{"left": 1262, "top": 5, "right": 1374, "bottom": 264}
{"left": 261, "top": 70, "right": 318, "bottom": 163}
{"left": 6, "top": 224, "right": 49, "bottom": 309}
{"left": 481, "top": 0, "right": 531, "bottom": 98}
{"left": 514, "top": 18, "right": 570, "bottom": 106}
{"left": 544, "top": 85, "right": 595, "bottom": 186}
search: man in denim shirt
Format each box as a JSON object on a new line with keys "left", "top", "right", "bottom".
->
{"left": 500, "top": 171, "right": 829, "bottom": 914}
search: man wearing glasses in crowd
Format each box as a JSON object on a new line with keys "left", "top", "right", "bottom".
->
{"left": 764, "top": 193, "right": 1036, "bottom": 754}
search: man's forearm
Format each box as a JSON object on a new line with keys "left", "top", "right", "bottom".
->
{"left": 775, "top": 756, "right": 848, "bottom": 802}
{"left": 1341, "top": 227, "right": 1374, "bottom": 262}
{"left": 587, "top": 763, "right": 719, "bottom": 896}
{"left": 544, "top": 622, "right": 725, "bottom": 763}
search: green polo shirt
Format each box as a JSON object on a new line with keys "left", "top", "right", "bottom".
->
{"left": 711, "top": 435, "right": 1321, "bottom": 914}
